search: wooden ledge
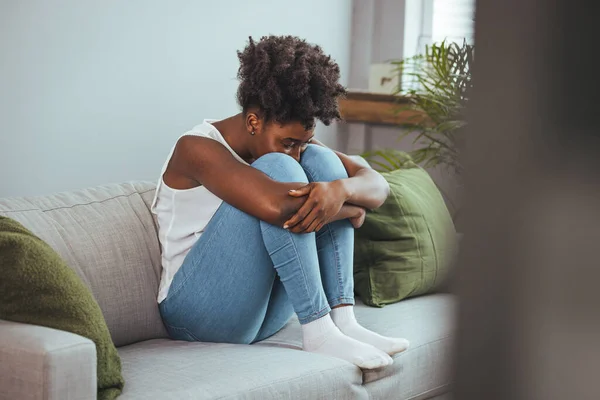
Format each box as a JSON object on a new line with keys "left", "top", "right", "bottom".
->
{"left": 338, "top": 90, "right": 426, "bottom": 126}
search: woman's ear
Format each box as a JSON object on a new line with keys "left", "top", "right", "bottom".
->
{"left": 245, "top": 112, "right": 262, "bottom": 135}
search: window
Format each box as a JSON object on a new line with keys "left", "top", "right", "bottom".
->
{"left": 431, "top": 0, "right": 475, "bottom": 44}
{"left": 403, "top": 0, "right": 475, "bottom": 60}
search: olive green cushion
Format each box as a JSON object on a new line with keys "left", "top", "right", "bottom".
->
{"left": 354, "top": 166, "right": 457, "bottom": 307}
{"left": 0, "top": 216, "right": 124, "bottom": 400}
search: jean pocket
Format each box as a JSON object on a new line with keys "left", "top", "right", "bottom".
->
{"left": 164, "top": 323, "right": 201, "bottom": 342}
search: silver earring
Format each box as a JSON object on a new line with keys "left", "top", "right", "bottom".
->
{"left": 251, "top": 131, "right": 255, "bottom": 135}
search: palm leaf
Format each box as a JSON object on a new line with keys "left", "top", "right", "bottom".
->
{"left": 361, "top": 150, "right": 417, "bottom": 172}
{"left": 388, "top": 39, "right": 473, "bottom": 175}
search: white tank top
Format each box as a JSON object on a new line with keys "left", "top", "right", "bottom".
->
{"left": 151, "top": 119, "right": 249, "bottom": 303}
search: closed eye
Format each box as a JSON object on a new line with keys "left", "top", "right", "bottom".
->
{"left": 283, "top": 137, "right": 313, "bottom": 150}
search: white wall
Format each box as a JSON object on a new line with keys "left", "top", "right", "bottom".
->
{"left": 341, "top": 0, "right": 406, "bottom": 155}
{"left": 0, "top": 0, "right": 352, "bottom": 197}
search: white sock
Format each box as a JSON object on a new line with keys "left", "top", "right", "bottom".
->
{"left": 301, "top": 314, "right": 393, "bottom": 369}
{"left": 331, "top": 306, "right": 410, "bottom": 356}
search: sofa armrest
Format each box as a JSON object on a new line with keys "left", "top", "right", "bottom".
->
{"left": 0, "top": 320, "right": 97, "bottom": 400}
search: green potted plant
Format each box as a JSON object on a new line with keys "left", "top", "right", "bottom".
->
{"left": 364, "top": 39, "right": 474, "bottom": 176}
{"left": 363, "top": 40, "right": 474, "bottom": 221}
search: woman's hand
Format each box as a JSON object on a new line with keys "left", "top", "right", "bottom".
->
{"left": 283, "top": 180, "right": 349, "bottom": 233}
{"left": 349, "top": 207, "right": 366, "bottom": 229}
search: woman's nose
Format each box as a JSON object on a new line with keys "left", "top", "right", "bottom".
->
{"left": 292, "top": 149, "right": 302, "bottom": 162}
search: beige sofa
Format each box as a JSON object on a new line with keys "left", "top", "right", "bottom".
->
{"left": 0, "top": 181, "right": 454, "bottom": 400}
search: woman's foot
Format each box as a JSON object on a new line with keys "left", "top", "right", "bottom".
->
{"left": 302, "top": 314, "right": 393, "bottom": 369}
{"left": 331, "top": 306, "right": 410, "bottom": 356}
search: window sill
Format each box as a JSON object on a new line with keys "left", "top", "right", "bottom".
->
{"left": 338, "top": 90, "right": 426, "bottom": 126}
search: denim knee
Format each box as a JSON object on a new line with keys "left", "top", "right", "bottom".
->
{"left": 300, "top": 144, "right": 348, "bottom": 182}
{"left": 252, "top": 152, "right": 309, "bottom": 184}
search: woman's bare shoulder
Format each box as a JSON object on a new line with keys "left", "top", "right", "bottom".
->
{"left": 164, "top": 136, "right": 238, "bottom": 190}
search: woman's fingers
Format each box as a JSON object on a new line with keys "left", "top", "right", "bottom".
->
{"left": 314, "top": 220, "right": 327, "bottom": 233}
{"left": 284, "top": 198, "right": 315, "bottom": 229}
{"left": 291, "top": 206, "right": 322, "bottom": 233}
{"left": 288, "top": 184, "right": 312, "bottom": 197}
{"left": 305, "top": 217, "right": 323, "bottom": 233}
{"left": 284, "top": 185, "right": 314, "bottom": 228}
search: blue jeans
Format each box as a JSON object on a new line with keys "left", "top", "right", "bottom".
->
{"left": 159, "top": 145, "right": 355, "bottom": 344}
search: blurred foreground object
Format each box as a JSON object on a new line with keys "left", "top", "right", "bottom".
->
{"left": 455, "top": 0, "right": 600, "bottom": 400}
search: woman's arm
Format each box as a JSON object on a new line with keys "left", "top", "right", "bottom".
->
{"left": 329, "top": 204, "right": 366, "bottom": 228}
{"left": 166, "top": 135, "right": 307, "bottom": 227}
{"left": 312, "top": 139, "right": 389, "bottom": 210}
{"left": 282, "top": 140, "right": 389, "bottom": 233}
{"left": 167, "top": 136, "right": 370, "bottom": 232}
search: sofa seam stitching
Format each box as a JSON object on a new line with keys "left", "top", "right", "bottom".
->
{"left": 0, "top": 189, "right": 155, "bottom": 214}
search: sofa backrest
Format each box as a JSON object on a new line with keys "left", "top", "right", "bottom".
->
{"left": 0, "top": 182, "right": 168, "bottom": 347}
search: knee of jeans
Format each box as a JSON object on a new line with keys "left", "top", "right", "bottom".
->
{"left": 300, "top": 144, "right": 349, "bottom": 182}
{"left": 251, "top": 152, "right": 308, "bottom": 184}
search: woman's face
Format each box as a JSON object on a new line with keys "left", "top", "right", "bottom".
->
{"left": 248, "top": 115, "right": 314, "bottom": 162}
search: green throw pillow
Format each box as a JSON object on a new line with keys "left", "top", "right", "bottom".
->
{"left": 354, "top": 165, "right": 458, "bottom": 307}
{"left": 0, "top": 216, "right": 124, "bottom": 400}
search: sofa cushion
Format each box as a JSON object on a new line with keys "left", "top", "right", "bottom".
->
{"left": 0, "top": 182, "right": 167, "bottom": 347}
{"left": 117, "top": 294, "right": 454, "bottom": 400}
{"left": 118, "top": 340, "right": 368, "bottom": 400}
{"left": 0, "top": 217, "right": 124, "bottom": 399}
{"left": 354, "top": 166, "right": 457, "bottom": 307}
{"left": 358, "top": 295, "right": 454, "bottom": 400}
{"left": 258, "top": 294, "right": 455, "bottom": 400}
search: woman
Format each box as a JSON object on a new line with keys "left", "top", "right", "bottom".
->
{"left": 152, "top": 35, "right": 409, "bottom": 370}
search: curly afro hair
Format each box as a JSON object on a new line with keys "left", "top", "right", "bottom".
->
{"left": 236, "top": 35, "right": 347, "bottom": 130}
